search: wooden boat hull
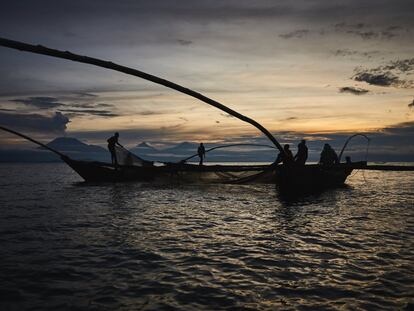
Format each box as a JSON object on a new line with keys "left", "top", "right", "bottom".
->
{"left": 63, "top": 157, "right": 272, "bottom": 183}
{"left": 275, "top": 164, "right": 355, "bottom": 191}
{"left": 63, "top": 156, "right": 366, "bottom": 189}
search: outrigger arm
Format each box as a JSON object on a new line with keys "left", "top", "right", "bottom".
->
{"left": 0, "top": 125, "right": 67, "bottom": 158}
{"left": 0, "top": 37, "right": 285, "bottom": 154}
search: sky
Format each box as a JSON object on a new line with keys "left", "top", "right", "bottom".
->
{"left": 0, "top": 0, "right": 413, "bottom": 160}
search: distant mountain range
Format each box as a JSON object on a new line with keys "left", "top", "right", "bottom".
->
{"left": 44, "top": 137, "right": 106, "bottom": 153}
{"left": 132, "top": 142, "right": 158, "bottom": 152}
{"left": 0, "top": 137, "right": 110, "bottom": 163}
{"left": 1, "top": 137, "right": 411, "bottom": 163}
{"left": 0, "top": 137, "right": 278, "bottom": 163}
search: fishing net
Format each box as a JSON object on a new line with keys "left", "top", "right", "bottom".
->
{"left": 114, "top": 146, "right": 153, "bottom": 167}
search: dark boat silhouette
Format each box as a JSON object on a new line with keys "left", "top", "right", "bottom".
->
{"left": 64, "top": 156, "right": 363, "bottom": 189}
{"left": 0, "top": 124, "right": 365, "bottom": 189}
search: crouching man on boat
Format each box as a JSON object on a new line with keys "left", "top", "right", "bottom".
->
{"left": 107, "top": 132, "right": 124, "bottom": 167}
{"left": 275, "top": 144, "right": 294, "bottom": 165}
{"left": 319, "top": 143, "right": 339, "bottom": 165}
{"left": 198, "top": 143, "right": 206, "bottom": 165}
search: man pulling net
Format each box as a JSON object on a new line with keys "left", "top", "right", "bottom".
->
{"left": 107, "top": 132, "right": 123, "bottom": 167}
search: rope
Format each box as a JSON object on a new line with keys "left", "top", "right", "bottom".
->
{"left": 179, "top": 143, "right": 277, "bottom": 163}
{"left": 361, "top": 137, "right": 371, "bottom": 184}
{"left": 344, "top": 134, "right": 371, "bottom": 184}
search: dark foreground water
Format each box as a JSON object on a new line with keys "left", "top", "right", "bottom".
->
{"left": 0, "top": 163, "right": 413, "bottom": 310}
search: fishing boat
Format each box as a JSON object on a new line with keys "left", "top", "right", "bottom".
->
{"left": 0, "top": 37, "right": 381, "bottom": 191}
{"left": 63, "top": 157, "right": 366, "bottom": 188}
{"left": 0, "top": 124, "right": 366, "bottom": 189}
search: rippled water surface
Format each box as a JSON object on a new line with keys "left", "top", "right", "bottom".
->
{"left": 1, "top": 163, "right": 413, "bottom": 310}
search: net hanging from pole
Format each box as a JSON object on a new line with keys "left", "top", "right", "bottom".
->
{"left": 114, "top": 146, "right": 153, "bottom": 167}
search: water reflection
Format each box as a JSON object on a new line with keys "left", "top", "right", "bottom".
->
{"left": 0, "top": 163, "right": 413, "bottom": 310}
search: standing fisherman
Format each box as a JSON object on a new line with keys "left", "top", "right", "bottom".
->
{"left": 107, "top": 132, "right": 123, "bottom": 167}
{"left": 198, "top": 143, "right": 206, "bottom": 165}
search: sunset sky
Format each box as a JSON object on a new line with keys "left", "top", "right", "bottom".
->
{"left": 0, "top": 0, "right": 413, "bottom": 158}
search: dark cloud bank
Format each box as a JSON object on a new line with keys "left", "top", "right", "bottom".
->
{"left": 10, "top": 97, "right": 63, "bottom": 109}
{"left": 353, "top": 58, "right": 414, "bottom": 88}
{"left": 339, "top": 87, "right": 369, "bottom": 95}
{"left": 0, "top": 111, "right": 69, "bottom": 133}
{"left": 9, "top": 95, "right": 117, "bottom": 117}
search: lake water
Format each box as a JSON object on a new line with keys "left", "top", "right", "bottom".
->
{"left": 0, "top": 163, "right": 413, "bottom": 310}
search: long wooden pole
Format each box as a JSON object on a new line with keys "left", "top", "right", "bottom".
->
{"left": 182, "top": 143, "right": 276, "bottom": 162}
{"left": 0, "top": 37, "right": 285, "bottom": 154}
{"left": 338, "top": 133, "right": 370, "bottom": 162}
{"left": 0, "top": 125, "right": 66, "bottom": 158}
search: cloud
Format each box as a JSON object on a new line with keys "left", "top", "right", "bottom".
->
{"left": 279, "top": 117, "right": 298, "bottom": 121}
{"left": 0, "top": 111, "right": 69, "bottom": 133}
{"left": 353, "top": 58, "right": 414, "bottom": 88}
{"left": 67, "top": 102, "right": 115, "bottom": 110}
{"left": 279, "top": 29, "right": 309, "bottom": 39}
{"left": 332, "top": 49, "right": 358, "bottom": 57}
{"left": 136, "top": 110, "right": 166, "bottom": 116}
{"left": 347, "top": 30, "right": 378, "bottom": 40}
{"left": 69, "top": 103, "right": 100, "bottom": 109}
{"left": 381, "top": 58, "right": 414, "bottom": 73}
{"left": 339, "top": 86, "right": 369, "bottom": 95}
{"left": 333, "top": 22, "right": 406, "bottom": 40}
{"left": 8, "top": 94, "right": 120, "bottom": 117}
{"left": 177, "top": 39, "right": 193, "bottom": 46}
{"left": 10, "top": 97, "right": 63, "bottom": 109}
{"left": 332, "top": 49, "right": 380, "bottom": 58}
{"left": 380, "top": 120, "right": 414, "bottom": 139}
{"left": 353, "top": 72, "right": 401, "bottom": 87}
{"left": 57, "top": 108, "right": 119, "bottom": 117}
{"left": 74, "top": 92, "right": 98, "bottom": 97}
{"left": 334, "top": 22, "right": 364, "bottom": 29}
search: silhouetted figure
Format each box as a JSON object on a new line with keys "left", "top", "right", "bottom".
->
{"left": 294, "top": 139, "right": 308, "bottom": 165}
{"left": 319, "top": 143, "right": 339, "bottom": 165}
{"left": 198, "top": 143, "right": 206, "bottom": 165}
{"left": 276, "top": 144, "right": 294, "bottom": 164}
{"left": 107, "top": 132, "right": 123, "bottom": 167}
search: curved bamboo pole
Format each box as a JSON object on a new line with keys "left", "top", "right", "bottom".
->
{"left": 338, "top": 133, "right": 370, "bottom": 162}
{"left": 0, "top": 37, "right": 285, "bottom": 154}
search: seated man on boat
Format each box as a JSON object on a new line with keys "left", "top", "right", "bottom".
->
{"left": 107, "top": 132, "right": 123, "bottom": 167}
{"left": 294, "top": 139, "right": 308, "bottom": 165}
{"left": 319, "top": 143, "right": 339, "bottom": 165}
{"left": 198, "top": 143, "right": 206, "bottom": 165}
{"left": 275, "top": 144, "right": 294, "bottom": 165}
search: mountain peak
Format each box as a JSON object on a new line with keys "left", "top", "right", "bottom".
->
{"left": 136, "top": 142, "right": 156, "bottom": 149}
{"left": 47, "top": 137, "right": 86, "bottom": 147}
{"left": 177, "top": 141, "right": 194, "bottom": 147}
{"left": 45, "top": 137, "right": 105, "bottom": 153}
{"left": 164, "top": 141, "right": 199, "bottom": 152}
